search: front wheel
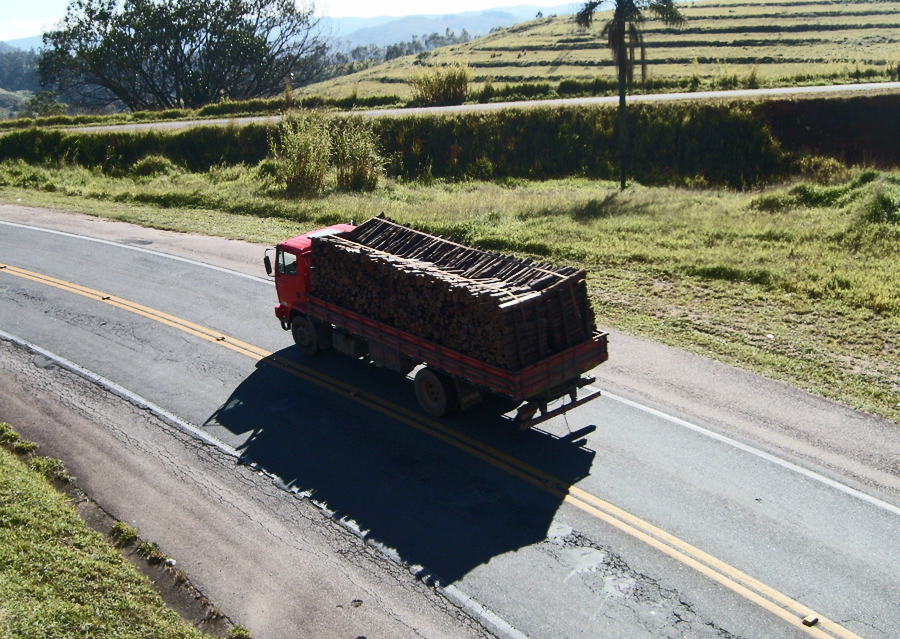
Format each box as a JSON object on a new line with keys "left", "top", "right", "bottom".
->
{"left": 414, "top": 368, "right": 459, "bottom": 417}
{"left": 291, "top": 315, "right": 319, "bottom": 356}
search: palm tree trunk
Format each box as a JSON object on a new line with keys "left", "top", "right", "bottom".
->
{"left": 618, "top": 45, "right": 627, "bottom": 190}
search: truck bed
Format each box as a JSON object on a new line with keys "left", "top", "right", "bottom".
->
{"left": 310, "top": 216, "right": 595, "bottom": 371}
{"left": 307, "top": 295, "right": 608, "bottom": 401}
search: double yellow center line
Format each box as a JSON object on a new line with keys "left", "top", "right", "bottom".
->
{"left": 0, "top": 261, "right": 864, "bottom": 639}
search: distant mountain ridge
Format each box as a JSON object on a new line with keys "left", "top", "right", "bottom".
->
{"left": 2, "top": 36, "right": 43, "bottom": 51}
{"left": 323, "top": 4, "right": 575, "bottom": 48}
{"left": 2, "top": 4, "right": 575, "bottom": 52}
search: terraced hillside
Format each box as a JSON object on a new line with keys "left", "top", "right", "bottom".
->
{"left": 305, "top": 0, "right": 900, "bottom": 99}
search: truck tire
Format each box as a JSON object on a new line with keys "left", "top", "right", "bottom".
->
{"left": 291, "top": 315, "right": 319, "bottom": 356}
{"left": 414, "top": 368, "right": 459, "bottom": 417}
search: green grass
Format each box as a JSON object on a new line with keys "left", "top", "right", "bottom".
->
{"left": 0, "top": 422, "right": 211, "bottom": 639}
{"left": 1, "top": 160, "right": 898, "bottom": 424}
{"left": 306, "top": 0, "right": 900, "bottom": 100}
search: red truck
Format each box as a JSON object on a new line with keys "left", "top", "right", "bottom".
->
{"left": 265, "top": 219, "right": 608, "bottom": 429}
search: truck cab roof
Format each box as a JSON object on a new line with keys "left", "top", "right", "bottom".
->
{"left": 279, "top": 224, "right": 356, "bottom": 254}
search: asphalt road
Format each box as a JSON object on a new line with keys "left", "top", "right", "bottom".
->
{"left": 63, "top": 81, "right": 900, "bottom": 134}
{"left": 0, "top": 207, "right": 898, "bottom": 639}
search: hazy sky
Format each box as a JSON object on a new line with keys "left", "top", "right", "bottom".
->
{"left": 2, "top": 0, "right": 552, "bottom": 42}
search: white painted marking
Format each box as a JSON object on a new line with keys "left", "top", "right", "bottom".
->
{"left": 0, "top": 220, "right": 271, "bottom": 284}
{"left": 597, "top": 388, "right": 900, "bottom": 518}
{"left": 0, "top": 327, "right": 529, "bottom": 639}
{"left": 441, "top": 584, "right": 532, "bottom": 639}
{"left": 0, "top": 328, "right": 240, "bottom": 457}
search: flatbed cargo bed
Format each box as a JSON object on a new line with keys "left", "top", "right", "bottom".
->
{"left": 307, "top": 295, "right": 609, "bottom": 401}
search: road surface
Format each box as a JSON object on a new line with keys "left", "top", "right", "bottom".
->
{"left": 60, "top": 81, "right": 900, "bottom": 134}
{"left": 0, "top": 205, "right": 898, "bottom": 639}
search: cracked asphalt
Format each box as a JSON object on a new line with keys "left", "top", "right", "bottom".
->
{"left": 0, "top": 338, "right": 489, "bottom": 638}
{"left": 0, "top": 206, "right": 898, "bottom": 639}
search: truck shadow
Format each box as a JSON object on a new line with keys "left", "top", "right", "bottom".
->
{"left": 205, "top": 346, "right": 597, "bottom": 584}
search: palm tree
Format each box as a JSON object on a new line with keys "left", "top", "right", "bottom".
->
{"left": 576, "top": 0, "right": 684, "bottom": 189}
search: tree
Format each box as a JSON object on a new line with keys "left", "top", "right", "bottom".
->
{"left": 26, "top": 91, "right": 68, "bottom": 117}
{"left": 0, "top": 49, "right": 41, "bottom": 92}
{"left": 39, "top": 0, "right": 330, "bottom": 111}
{"left": 576, "top": 0, "right": 683, "bottom": 189}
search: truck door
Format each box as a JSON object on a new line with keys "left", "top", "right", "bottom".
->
{"left": 275, "top": 249, "right": 306, "bottom": 311}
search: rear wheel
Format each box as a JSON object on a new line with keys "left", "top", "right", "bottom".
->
{"left": 414, "top": 368, "right": 459, "bottom": 417}
{"left": 291, "top": 315, "right": 319, "bottom": 356}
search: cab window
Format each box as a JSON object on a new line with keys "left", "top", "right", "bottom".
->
{"left": 278, "top": 250, "right": 298, "bottom": 276}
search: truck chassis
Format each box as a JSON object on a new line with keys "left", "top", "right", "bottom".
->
{"left": 281, "top": 296, "right": 608, "bottom": 430}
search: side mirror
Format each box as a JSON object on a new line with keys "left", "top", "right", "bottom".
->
{"left": 264, "top": 255, "right": 273, "bottom": 276}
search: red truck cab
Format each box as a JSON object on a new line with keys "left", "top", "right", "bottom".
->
{"left": 268, "top": 224, "right": 355, "bottom": 327}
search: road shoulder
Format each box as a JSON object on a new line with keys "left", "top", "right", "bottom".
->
{"left": 0, "top": 335, "right": 491, "bottom": 639}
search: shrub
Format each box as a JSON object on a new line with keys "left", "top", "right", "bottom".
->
{"left": 0, "top": 159, "right": 56, "bottom": 190}
{"left": 110, "top": 521, "right": 139, "bottom": 547}
{"left": 270, "top": 112, "right": 331, "bottom": 195}
{"left": 794, "top": 155, "right": 850, "bottom": 185}
{"left": 409, "top": 63, "right": 470, "bottom": 106}
{"left": 863, "top": 187, "right": 900, "bottom": 224}
{"left": 29, "top": 456, "right": 71, "bottom": 483}
{"left": 131, "top": 155, "right": 180, "bottom": 177}
{"left": 137, "top": 540, "right": 167, "bottom": 564}
{"left": 0, "top": 422, "right": 36, "bottom": 454}
{"left": 24, "top": 91, "right": 67, "bottom": 118}
{"left": 373, "top": 101, "right": 787, "bottom": 187}
{"left": 332, "top": 116, "right": 383, "bottom": 191}
{"left": 253, "top": 158, "right": 280, "bottom": 182}
{"left": 745, "top": 63, "right": 761, "bottom": 89}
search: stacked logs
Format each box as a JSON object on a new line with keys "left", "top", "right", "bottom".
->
{"left": 311, "top": 215, "right": 594, "bottom": 370}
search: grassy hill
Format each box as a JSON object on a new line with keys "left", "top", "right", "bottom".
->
{"left": 304, "top": 0, "right": 900, "bottom": 99}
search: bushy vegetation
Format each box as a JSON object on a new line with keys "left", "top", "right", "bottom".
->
{"left": 334, "top": 28, "right": 472, "bottom": 66}
{"left": 110, "top": 521, "right": 140, "bottom": 547}
{"left": 332, "top": 116, "right": 383, "bottom": 191}
{"left": 271, "top": 113, "right": 332, "bottom": 195}
{"left": 408, "top": 63, "right": 471, "bottom": 106}
{"left": 377, "top": 101, "right": 787, "bottom": 187}
{"left": 0, "top": 123, "right": 272, "bottom": 172}
{"left": 0, "top": 422, "right": 211, "bottom": 638}
{"left": 0, "top": 99, "right": 792, "bottom": 187}
{"left": 268, "top": 112, "right": 384, "bottom": 194}
{"left": 4, "top": 94, "right": 897, "bottom": 188}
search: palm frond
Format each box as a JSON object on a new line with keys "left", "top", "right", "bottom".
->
{"left": 646, "top": 0, "right": 685, "bottom": 27}
{"left": 575, "top": 0, "right": 603, "bottom": 28}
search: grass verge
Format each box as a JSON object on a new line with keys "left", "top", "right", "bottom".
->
{"left": 0, "top": 422, "right": 212, "bottom": 639}
{"left": 0, "top": 164, "right": 898, "bottom": 424}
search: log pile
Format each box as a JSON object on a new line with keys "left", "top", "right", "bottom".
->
{"left": 311, "top": 215, "right": 594, "bottom": 370}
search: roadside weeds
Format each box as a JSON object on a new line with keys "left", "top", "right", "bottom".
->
{"left": 0, "top": 421, "right": 240, "bottom": 639}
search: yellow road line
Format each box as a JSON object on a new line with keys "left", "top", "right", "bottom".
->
{"left": 0, "top": 262, "right": 865, "bottom": 639}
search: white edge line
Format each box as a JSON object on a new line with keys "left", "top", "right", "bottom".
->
{"left": 441, "top": 584, "right": 531, "bottom": 639}
{"left": 0, "top": 220, "right": 272, "bottom": 284}
{"left": 597, "top": 388, "right": 900, "bottom": 518}
{"left": 0, "top": 327, "right": 531, "bottom": 639}
{"left": 0, "top": 328, "right": 240, "bottom": 458}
